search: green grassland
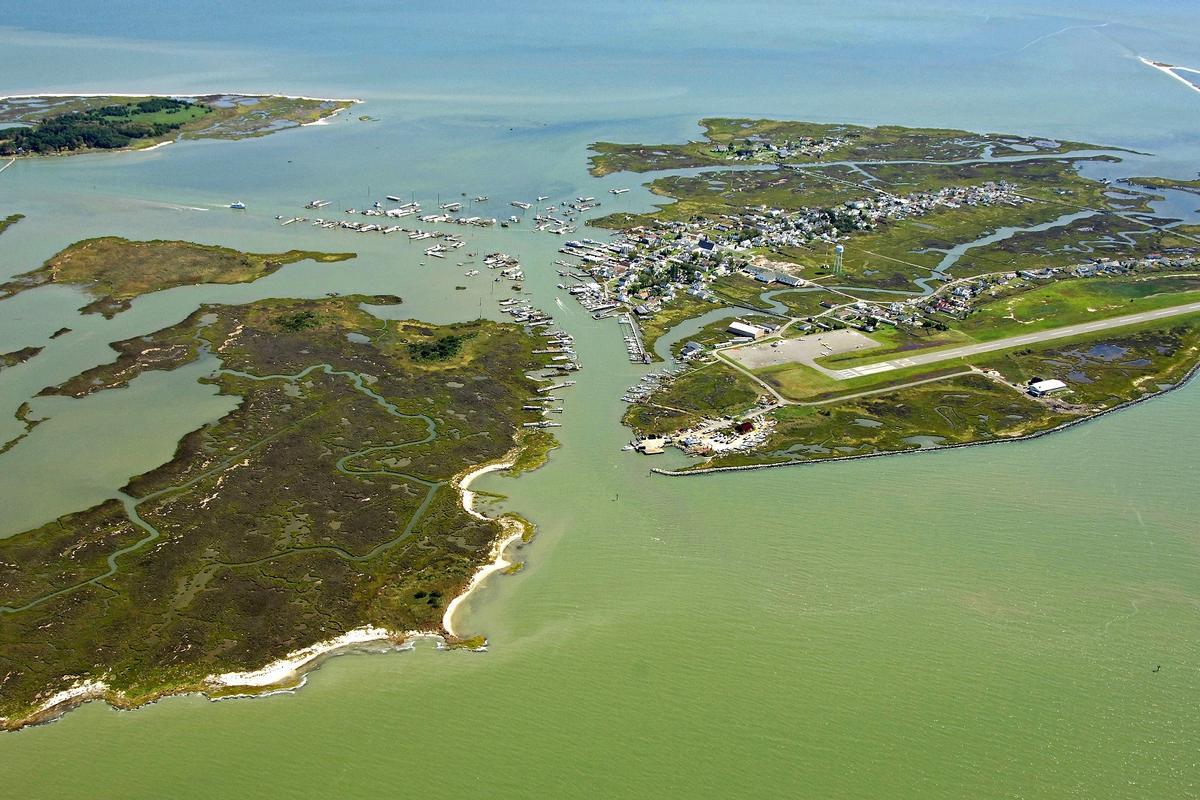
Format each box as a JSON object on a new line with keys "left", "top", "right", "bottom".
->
{"left": 973, "top": 318, "right": 1200, "bottom": 407}
{"left": 750, "top": 357, "right": 970, "bottom": 402}
{"left": 951, "top": 218, "right": 1200, "bottom": 276}
{"left": 708, "top": 276, "right": 848, "bottom": 318}
{"left": 810, "top": 275, "right": 1200, "bottom": 372}
{"left": 815, "top": 325, "right": 973, "bottom": 365}
{"left": 638, "top": 166, "right": 872, "bottom": 220}
{"left": 623, "top": 361, "right": 764, "bottom": 436}
{"left": 709, "top": 274, "right": 780, "bottom": 308}
{"left": 637, "top": 293, "right": 720, "bottom": 359}
{"left": 0, "top": 294, "right": 556, "bottom": 728}
{"left": 0, "top": 237, "right": 356, "bottom": 317}
{"left": 691, "top": 373, "right": 1068, "bottom": 470}
{"left": 506, "top": 429, "right": 559, "bottom": 476}
{"left": 785, "top": 200, "right": 1101, "bottom": 288}
{"left": 179, "top": 95, "right": 354, "bottom": 141}
{"left": 643, "top": 315, "right": 1200, "bottom": 471}
{"left": 764, "top": 288, "right": 844, "bottom": 317}
{"left": 957, "top": 275, "right": 1200, "bottom": 341}
{"left": 672, "top": 314, "right": 781, "bottom": 356}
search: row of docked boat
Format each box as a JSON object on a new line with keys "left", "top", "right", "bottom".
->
{"left": 618, "top": 313, "right": 651, "bottom": 364}
{"left": 619, "top": 369, "right": 682, "bottom": 404}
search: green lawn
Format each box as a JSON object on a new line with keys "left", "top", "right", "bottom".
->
{"left": 959, "top": 275, "right": 1200, "bottom": 341}
{"left": 753, "top": 308, "right": 1200, "bottom": 402}
{"left": 624, "top": 361, "right": 763, "bottom": 435}
{"left": 637, "top": 294, "right": 722, "bottom": 360}
{"left": 815, "top": 325, "right": 974, "bottom": 366}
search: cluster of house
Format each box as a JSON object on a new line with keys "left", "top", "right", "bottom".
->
{"left": 779, "top": 180, "right": 1031, "bottom": 233}
{"left": 709, "top": 132, "right": 849, "bottom": 162}
{"left": 567, "top": 180, "right": 1032, "bottom": 308}
{"left": 558, "top": 172, "right": 1200, "bottom": 360}
{"left": 559, "top": 232, "right": 733, "bottom": 314}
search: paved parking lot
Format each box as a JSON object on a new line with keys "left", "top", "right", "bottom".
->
{"left": 726, "top": 329, "right": 880, "bottom": 375}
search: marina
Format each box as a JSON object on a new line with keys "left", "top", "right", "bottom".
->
{"left": 617, "top": 312, "right": 650, "bottom": 363}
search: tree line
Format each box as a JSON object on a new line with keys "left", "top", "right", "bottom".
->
{"left": 0, "top": 98, "right": 209, "bottom": 155}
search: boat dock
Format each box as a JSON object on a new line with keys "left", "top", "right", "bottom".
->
{"left": 619, "top": 313, "right": 650, "bottom": 363}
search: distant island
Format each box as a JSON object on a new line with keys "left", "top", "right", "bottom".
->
{"left": 566, "top": 118, "right": 1200, "bottom": 471}
{"left": 0, "top": 239, "right": 558, "bottom": 729}
{"left": 0, "top": 93, "right": 357, "bottom": 156}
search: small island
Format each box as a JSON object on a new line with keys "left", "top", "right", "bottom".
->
{"left": 1127, "top": 175, "right": 1200, "bottom": 196}
{"left": 0, "top": 237, "right": 357, "bottom": 317}
{"left": 0, "top": 346, "right": 42, "bottom": 373}
{"left": 567, "top": 118, "right": 1200, "bottom": 471}
{"left": 0, "top": 285, "right": 559, "bottom": 729}
{"left": 0, "top": 213, "right": 22, "bottom": 235}
{"left": 0, "top": 93, "right": 356, "bottom": 156}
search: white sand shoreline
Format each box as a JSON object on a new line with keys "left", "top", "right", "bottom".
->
{"left": 134, "top": 140, "right": 173, "bottom": 152}
{"left": 3, "top": 627, "right": 423, "bottom": 730}
{"left": 442, "top": 460, "right": 524, "bottom": 638}
{"left": 1139, "top": 56, "right": 1200, "bottom": 95}
{"left": 207, "top": 626, "right": 398, "bottom": 689}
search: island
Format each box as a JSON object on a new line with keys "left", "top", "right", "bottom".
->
{"left": 0, "top": 269, "right": 560, "bottom": 731}
{"left": 0, "top": 94, "right": 356, "bottom": 156}
{"left": 564, "top": 118, "right": 1200, "bottom": 471}
{"left": 0, "top": 346, "right": 42, "bottom": 372}
{"left": 0, "top": 237, "right": 357, "bottom": 317}
{"left": 1126, "top": 175, "right": 1200, "bottom": 196}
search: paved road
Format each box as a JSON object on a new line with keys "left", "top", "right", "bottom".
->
{"left": 831, "top": 300, "right": 1200, "bottom": 379}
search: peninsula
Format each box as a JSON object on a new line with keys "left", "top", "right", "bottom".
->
{"left": 563, "top": 118, "right": 1200, "bottom": 470}
{"left": 0, "top": 237, "right": 356, "bottom": 317}
{"left": 0, "top": 93, "right": 356, "bottom": 156}
{"left": 0, "top": 282, "right": 558, "bottom": 730}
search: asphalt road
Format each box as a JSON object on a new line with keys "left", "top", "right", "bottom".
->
{"left": 831, "top": 300, "right": 1200, "bottom": 379}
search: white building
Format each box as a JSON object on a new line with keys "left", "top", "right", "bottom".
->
{"left": 1028, "top": 379, "right": 1068, "bottom": 396}
{"left": 727, "top": 321, "right": 765, "bottom": 339}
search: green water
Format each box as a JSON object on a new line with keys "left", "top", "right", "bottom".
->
{"left": 2, "top": 2, "right": 1200, "bottom": 796}
{"left": 5, "top": 387, "right": 1199, "bottom": 797}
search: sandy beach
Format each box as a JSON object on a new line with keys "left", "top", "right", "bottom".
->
{"left": 1138, "top": 56, "right": 1200, "bottom": 95}
{"left": 206, "top": 626, "right": 398, "bottom": 690}
{"left": 442, "top": 460, "right": 524, "bottom": 638}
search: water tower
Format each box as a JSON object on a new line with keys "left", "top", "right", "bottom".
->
{"left": 833, "top": 244, "right": 844, "bottom": 276}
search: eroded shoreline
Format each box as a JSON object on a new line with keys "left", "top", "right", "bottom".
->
{"left": 1, "top": 445, "right": 537, "bottom": 732}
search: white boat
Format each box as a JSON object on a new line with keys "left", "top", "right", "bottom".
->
{"left": 229, "top": 201, "right": 246, "bottom": 210}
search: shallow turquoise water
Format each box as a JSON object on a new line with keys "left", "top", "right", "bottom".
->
{"left": 1, "top": 3, "right": 1198, "bottom": 797}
